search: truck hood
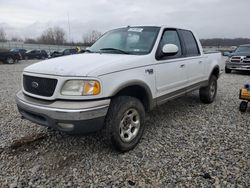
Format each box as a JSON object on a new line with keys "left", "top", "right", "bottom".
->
{"left": 24, "top": 53, "right": 147, "bottom": 77}
{"left": 230, "top": 52, "right": 250, "bottom": 57}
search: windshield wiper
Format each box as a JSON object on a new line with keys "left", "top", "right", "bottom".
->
{"left": 100, "top": 48, "right": 130, "bottom": 54}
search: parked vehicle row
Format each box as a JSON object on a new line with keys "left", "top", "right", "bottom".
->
{"left": 0, "top": 47, "right": 84, "bottom": 64}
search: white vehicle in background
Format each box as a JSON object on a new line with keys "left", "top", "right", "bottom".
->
{"left": 16, "top": 26, "right": 222, "bottom": 151}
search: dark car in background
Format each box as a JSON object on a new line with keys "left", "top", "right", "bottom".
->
{"left": 225, "top": 44, "right": 250, "bottom": 73}
{"left": 24, "top": 50, "right": 48, "bottom": 60}
{"left": 10, "top": 48, "right": 27, "bottom": 60}
{"left": 0, "top": 48, "right": 21, "bottom": 64}
{"left": 49, "top": 48, "right": 78, "bottom": 58}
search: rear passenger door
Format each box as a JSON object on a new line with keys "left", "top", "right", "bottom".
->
{"left": 155, "top": 29, "right": 188, "bottom": 104}
{"left": 178, "top": 30, "right": 205, "bottom": 86}
{"left": 30, "top": 50, "right": 37, "bottom": 59}
{"left": 64, "top": 49, "right": 70, "bottom": 55}
{"left": 70, "top": 49, "right": 77, "bottom": 54}
{"left": 36, "top": 50, "right": 41, "bottom": 58}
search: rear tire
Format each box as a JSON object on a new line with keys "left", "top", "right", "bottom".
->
{"left": 199, "top": 75, "right": 218, "bottom": 104}
{"left": 239, "top": 101, "right": 248, "bottom": 112}
{"left": 225, "top": 67, "right": 231, "bottom": 73}
{"left": 102, "top": 96, "right": 145, "bottom": 152}
{"left": 5, "top": 57, "right": 15, "bottom": 64}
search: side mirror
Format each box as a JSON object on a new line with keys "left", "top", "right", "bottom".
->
{"left": 162, "top": 44, "right": 179, "bottom": 55}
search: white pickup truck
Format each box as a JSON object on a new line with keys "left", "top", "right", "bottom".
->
{"left": 16, "top": 26, "right": 222, "bottom": 151}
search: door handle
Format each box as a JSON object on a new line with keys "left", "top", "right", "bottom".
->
{"left": 198, "top": 61, "right": 203, "bottom": 64}
{"left": 180, "top": 64, "right": 185, "bottom": 68}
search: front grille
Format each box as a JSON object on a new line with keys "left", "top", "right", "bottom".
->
{"left": 23, "top": 75, "right": 58, "bottom": 97}
{"left": 231, "top": 56, "right": 241, "bottom": 63}
{"left": 231, "top": 56, "right": 250, "bottom": 63}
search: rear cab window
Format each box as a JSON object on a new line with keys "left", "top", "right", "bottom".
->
{"left": 179, "top": 30, "right": 200, "bottom": 57}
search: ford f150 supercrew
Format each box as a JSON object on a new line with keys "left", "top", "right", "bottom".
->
{"left": 16, "top": 26, "right": 222, "bottom": 151}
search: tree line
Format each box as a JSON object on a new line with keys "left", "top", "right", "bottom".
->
{"left": 1, "top": 26, "right": 250, "bottom": 47}
{"left": 0, "top": 27, "right": 102, "bottom": 46}
{"left": 200, "top": 38, "right": 250, "bottom": 47}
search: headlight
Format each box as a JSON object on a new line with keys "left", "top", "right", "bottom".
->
{"left": 226, "top": 57, "right": 231, "bottom": 63}
{"left": 61, "top": 80, "right": 101, "bottom": 96}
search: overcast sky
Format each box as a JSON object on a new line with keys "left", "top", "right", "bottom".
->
{"left": 0, "top": 0, "right": 249, "bottom": 42}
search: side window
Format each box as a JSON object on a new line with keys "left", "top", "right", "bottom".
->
{"left": 180, "top": 30, "right": 200, "bottom": 56}
{"left": 156, "top": 30, "right": 182, "bottom": 60}
{"left": 64, "top": 49, "right": 70, "bottom": 55}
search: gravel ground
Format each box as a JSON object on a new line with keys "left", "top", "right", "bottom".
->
{"left": 0, "top": 59, "right": 249, "bottom": 187}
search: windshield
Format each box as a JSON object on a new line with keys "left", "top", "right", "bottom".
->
{"left": 89, "top": 27, "right": 160, "bottom": 55}
{"left": 235, "top": 46, "right": 250, "bottom": 53}
{"left": 58, "top": 49, "right": 66, "bottom": 53}
{"left": 10, "top": 49, "right": 18, "bottom": 52}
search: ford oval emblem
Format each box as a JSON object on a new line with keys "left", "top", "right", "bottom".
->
{"left": 31, "top": 81, "right": 39, "bottom": 88}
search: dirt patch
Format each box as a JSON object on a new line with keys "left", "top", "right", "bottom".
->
{"left": 10, "top": 133, "right": 48, "bottom": 149}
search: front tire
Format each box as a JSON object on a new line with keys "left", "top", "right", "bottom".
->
{"left": 5, "top": 57, "right": 15, "bottom": 64}
{"left": 225, "top": 67, "right": 231, "bottom": 73}
{"left": 239, "top": 101, "right": 248, "bottom": 112}
{"left": 199, "top": 75, "right": 218, "bottom": 104}
{"left": 103, "top": 96, "right": 145, "bottom": 152}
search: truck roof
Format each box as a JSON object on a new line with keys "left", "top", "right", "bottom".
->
{"left": 126, "top": 25, "right": 190, "bottom": 31}
{"left": 239, "top": 44, "right": 250, "bottom": 47}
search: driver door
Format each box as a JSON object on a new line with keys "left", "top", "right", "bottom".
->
{"left": 155, "top": 29, "right": 188, "bottom": 104}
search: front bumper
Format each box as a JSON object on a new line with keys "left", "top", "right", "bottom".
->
{"left": 16, "top": 91, "right": 110, "bottom": 134}
{"left": 226, "top": 62, "right": 250, "bottom": 71}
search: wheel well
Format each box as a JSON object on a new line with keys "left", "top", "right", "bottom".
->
{"left": 211, "top": 66, "right": 220, "bottom": 78}
{"left": 113, "top": 85, "right": 152, "bottom": 111}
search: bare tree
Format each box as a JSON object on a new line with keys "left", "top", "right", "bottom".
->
{"left": 200, "top": 38, "right": 250, "bottom": 47}
{"left": 0, "top": 28, "right": 7, "bottom": 42}
{"left": 38, "top": 28, "right": 54, "bottom": 44}
{"left": 83, "top": 30, "right": 102, "bottom": 46}
{"left": 24, "top": 38, "right": 37, "bottom": 44}
{"left": 11, "top": 37, "right": 23, "bottom": 42}
{"left": 38, "top": 27, "right": 66, "bottom": 45}
{"left": 54, "top": 27, "right": 66, "bottom": 45}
